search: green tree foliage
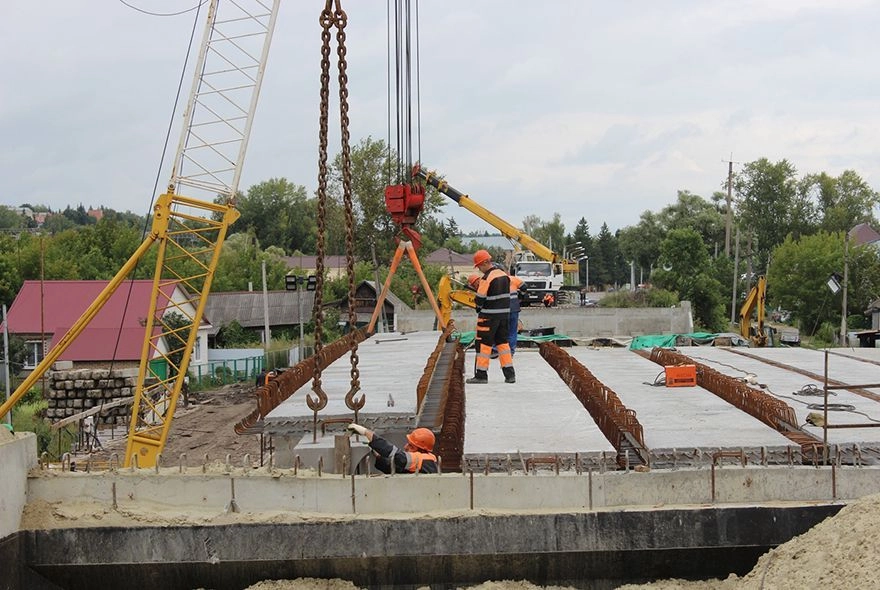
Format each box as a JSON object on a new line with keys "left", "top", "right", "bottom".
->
{"left": 799, "top": 170, "right": 880, "bottom": 234}
{"left": 652, "top": 229, "right": 726, "bottom": 331}
{"left": 230, "top": 178, "right": 315, "bottom": 253}
{"left": 521, "top": 213, "right": 566, "bottom": 253}
{"left": 768, "top": 231, "right": 880, "bottom": 335}
{"left": 734, "top": 158, "right": 816, "bottom": 268}
{"left": 215, "top": 319, "right": 261, "bottom": 348}
{"left": 619, "top": 191, "right": 724, "bottom": 282}
{"left": 212, "top": 232, "right": 290, "bottom": 292}
{"left": 327, "top": 136, "right": 446, "bottom": 264}
{"left": 0, "top": 207, "right": 28, "bottom": 230}
{"left": 590, "top": 223, "right": 621, "bottom": 288}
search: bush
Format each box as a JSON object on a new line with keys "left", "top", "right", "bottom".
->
{"left": 11, "top": 399, "right": 71, "bottom": 458}
{"left": 598, "top": 289, "right": 679, "bottom": 309}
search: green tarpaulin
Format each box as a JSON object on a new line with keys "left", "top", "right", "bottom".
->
{"left": 628, "top": 332, "right": 722, "bottom": 350}
{"left": 456, "top": 331, "right": 573, "bottom": 347}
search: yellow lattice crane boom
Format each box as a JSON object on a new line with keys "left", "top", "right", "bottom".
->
{"left": 0, "top": 0, "right": 280, "bottom": 468}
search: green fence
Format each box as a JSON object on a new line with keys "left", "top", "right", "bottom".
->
{"left": 190, "top": 355, "right": 265, "bottom": 388}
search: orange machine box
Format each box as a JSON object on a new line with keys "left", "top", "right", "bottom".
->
{"left": 665, "top": 364, "right": 697, "bottom": 387}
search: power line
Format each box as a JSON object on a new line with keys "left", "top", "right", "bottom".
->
{"left": 117, "top": 0, "right": 208, "bottom": 18}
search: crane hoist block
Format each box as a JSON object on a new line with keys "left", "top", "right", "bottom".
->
{"left": 385, "top": 183, "right": 425, "bottom": 222}
{"left": 665, "top": 364, "right": 697, "bottom": 387}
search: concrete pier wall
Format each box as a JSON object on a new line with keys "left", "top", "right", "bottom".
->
{"left": 0, "top": 433, "right": 37, "bottom": 539}
{"left": 397, "top": 302, "right": 693, "bottom": 337}
{"left": 24, "top": 464, "right": 880, "bottom": 515}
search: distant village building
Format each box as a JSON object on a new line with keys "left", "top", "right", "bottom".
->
{"left": 5, "top": 280, "right": 209, "bottom": 373}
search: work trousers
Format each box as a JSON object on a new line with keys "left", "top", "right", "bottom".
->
{"left": 475, "top": 315, "right": 513, "bottom": 372}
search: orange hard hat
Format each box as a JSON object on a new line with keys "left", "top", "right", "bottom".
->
{"left": 406, "top": 427, "right": 435, "bottom": 452}
{"left": 473, "top": 249, "right": 492, "bottom": 267}
{"left": 467, "top": 274, "right": 481, "bottom": 288}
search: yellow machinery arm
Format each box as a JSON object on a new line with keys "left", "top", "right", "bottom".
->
{"left": 437, "top": 275, "right": 477, "bottom": 327}
{"left": 413, "top": 165, "right": 561, "bottom": 264}
{"left": 0, "top": 0, "right": 280, "bottom": 468}
{"left": 739, "top": 275, "right": 768, "bottom": 347}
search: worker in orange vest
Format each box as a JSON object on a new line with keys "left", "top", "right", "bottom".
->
{"left": 472, "top": 268, "right": 523, "bottom": 354}
{"left": 468, "top": 250, "right": 515, "bottom": 384}
{"left": 542, "top": 292, "right": 554, "bottom": 307}
{"left": 347, "top": 423, "right": 438, "bottom": 474}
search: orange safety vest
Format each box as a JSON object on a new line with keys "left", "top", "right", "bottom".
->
{"left": 475, "top": 268, "right": 511, "bottom": 316}
{"left": 406, "top": 451, "right": 438, "bottom": 473}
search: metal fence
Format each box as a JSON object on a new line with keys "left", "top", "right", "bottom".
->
{"left": 190, "top": 355, "right": 265, "bottom": 387}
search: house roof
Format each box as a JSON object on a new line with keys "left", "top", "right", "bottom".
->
{"left": 203, "top": 290, "right": 315, "bottom": 335}
{"left": 360, "top": 280, "right": 409, "bottom": 311}
{"left": 849, "top": 223, "right": 880, "bottom": 246}
{"left": 6, "top": 280, "right": 178, "bottom": 362}
{"left": 424, "top": 248, "right": 472, "bottom": 266}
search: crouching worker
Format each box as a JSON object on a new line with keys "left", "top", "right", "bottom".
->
{"left": 346, "top": 423, "right": 438, "bottom": 474}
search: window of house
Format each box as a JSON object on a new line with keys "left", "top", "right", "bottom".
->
{"left": 24, "top": 340, "right": 44, "bottom": 369}
{"left": 192, "top": 336, "right": 202, "bottom": 362}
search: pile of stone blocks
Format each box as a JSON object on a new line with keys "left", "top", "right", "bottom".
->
{"left": 46, "top": 368, "right": 138, "bottom": 424}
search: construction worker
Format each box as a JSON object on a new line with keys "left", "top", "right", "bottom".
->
{"left": 542, "top": 292, "right": 554, "bottom": 308}
{"left": 347, "top": 423, "right": 438, "bottom": 474}
{"left": 507, "top": 272, "right": 524, "bottom": 354}
{"left": 474, "top": 269, "right": 523, "bottom": 354}
{"left": 468, "top": 249, "right": 515, "bottom": 384}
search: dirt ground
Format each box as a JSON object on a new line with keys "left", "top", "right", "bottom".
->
{"left": 95, "top": 382, "right": 265, "bottom": 466}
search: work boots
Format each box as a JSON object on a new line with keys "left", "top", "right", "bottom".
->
{"left": 466, "top": 370, "right": 488, "bottom": 384}
{"left": 503, "top": 366, "right": 516, "bottom": 384}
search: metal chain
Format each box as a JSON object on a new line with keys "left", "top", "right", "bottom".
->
{"left": 334, "top": 3, "right": 364, "bottom": 415}
{"left": 308, "top": 0, "right": 335, "bottom": 419}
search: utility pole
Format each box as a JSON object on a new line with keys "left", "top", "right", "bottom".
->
{"left": 261, "top": 261, "right": 271, "bottom": 353}
{"left": 730, "top": 228, "right": 740, "bottom": 324}
{"left": 722, "top": 154, "right": 741, "bottom": 257}
{"left": 840, "top": 233, "right": 849, "bottom": 346}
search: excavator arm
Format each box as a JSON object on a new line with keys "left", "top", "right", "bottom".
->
{"left": 437, "top": 275, "right": 477, "bottom": 327}
{"left": 739, "top": 275, "right": 768, "bottom": 347}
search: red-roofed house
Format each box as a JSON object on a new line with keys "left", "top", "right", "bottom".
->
{"left": 5, "top": 280, "right": 210, "bottom": 372}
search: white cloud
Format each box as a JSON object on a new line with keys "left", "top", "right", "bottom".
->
{"left": 2, "top": 0, "right": 880, "bottom": 237}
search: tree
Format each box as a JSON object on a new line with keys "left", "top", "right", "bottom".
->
{"left": 657, "top": 190, "right": 726, "bottom": 254}
{"left": 734, "top": 158, "right": 817, "bottom": 268}
{"left": 769, "top": 231, "right": 880, "bottom": 335}
{"left": 651, "top": 228, "right": 726, "bottom": 331}
{"left": 212, "top": 232, "right": 290, "bottom": 292}
{"left": 0, "top": 207, "right": 27, "bottom": 230}
{"left": 618, "top": 211, "right": 663, "bottom": 284}
{"left": 570, "top": 218, "right": 593, "bottom": 285}
{"left": 327, "top": 136, "right": 445, "bottom": 265}
{"left": 800, "top": 170, "right": 880, "bottom": 234}
{"left": 521, "top": 213, "right": 566, "bottom": 252}
{"left": 232, "top": 178, "right": 314, "bottom": 253}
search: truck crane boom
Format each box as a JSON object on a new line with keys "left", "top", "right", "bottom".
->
{"left": 413, "top": 164, "right": 559, "bottom": 264}
{"left": 413, "top": 164, "right": 578, "bottom": 305}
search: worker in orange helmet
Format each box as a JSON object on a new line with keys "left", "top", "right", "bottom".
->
{"left": 347, "top": 423, "right": 438, "bottom": 474}
{"left": 468, "top": 249, "right": 515, "bottom": 384}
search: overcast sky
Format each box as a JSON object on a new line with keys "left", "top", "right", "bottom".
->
{"left": 3, "top": 1, "right": 879, "bottom": 236}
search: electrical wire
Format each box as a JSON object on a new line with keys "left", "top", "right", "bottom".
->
{"left": 106, "top": 2, "right": 206, "bottom": 375}
{"left": 117, "top": 0, "right": 209, "bottom": 17}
